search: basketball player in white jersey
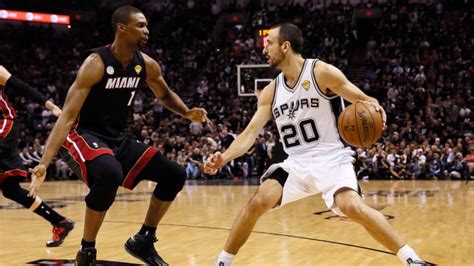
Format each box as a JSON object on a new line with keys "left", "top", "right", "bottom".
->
{"left": 204, "top": 23, "right": 431, "bottom": 265}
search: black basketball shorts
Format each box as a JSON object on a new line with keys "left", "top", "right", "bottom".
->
{"left": 0, "top": 121, "right": 27, "bottom": 185}
{"left": 59, "top": 129, "right": 158, "bottom": 189}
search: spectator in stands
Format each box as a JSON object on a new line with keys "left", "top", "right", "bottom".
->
{"left": 19, "top": 147, "right": 34, "bottom": 169}
{"left": 186, "top": 148, "right": 203, "bottom": 179}
{"left": 464, "top": 145, "right": 474, "bottom": 179}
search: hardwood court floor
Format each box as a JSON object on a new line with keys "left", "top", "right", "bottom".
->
{"left": 0, "top": 179, "right": 472, "bottom": 265}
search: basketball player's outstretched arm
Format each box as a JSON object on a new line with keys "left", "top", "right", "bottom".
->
{"left": 28, "top": 54, "right": 103, "bottom": 197}
{"left": 142, "top": 53, "right": 210, "bottom": 123}
{"left": 203, "top": 80, "right": 275, "bottom": 174}
{"left": 0, "top": 65, "right": 61, "bottom": 116}
{"left": 315, "top": 61, "right": 386, "bottom": 123}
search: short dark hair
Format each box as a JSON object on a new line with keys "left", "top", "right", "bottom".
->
{"left": 111, "top": 6, "right": 142, "bottom": 32}
{"left": 271, "top": 23, "right": 303, "bottom": 54}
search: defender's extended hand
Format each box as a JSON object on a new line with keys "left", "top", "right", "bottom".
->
{"left": 186, "top": 107, "right": 214, "bottom": 127}
{"left": 28, "top": 164, "right": 47, "bottom": 197}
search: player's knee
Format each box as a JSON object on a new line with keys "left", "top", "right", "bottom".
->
{"left": 337, "top": 198, "right": 364, "bottom": 219}
{"left": 153, "top": 165, "right": 186, "bottom": 201}
{"left": 1, "top": 180, "right": 33, "bottom": 206}
{"left": 85, "top": 184, "right": 119, "bottom": 211}
{"left": 86, "top": 161, "right": 123, "bottom": 211}
{"left": 1, "top": 183, "right": 17, "bottom": 199}
{"left": 1, "top": 186, "right": 20, "bottom": 201}
{"left": 247, "top": 194, "right": 272, "bottom": 215}
{"left": 335, "top": 188, "right": 365, "bottom": 218}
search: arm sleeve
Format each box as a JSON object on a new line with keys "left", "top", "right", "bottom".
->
{"left": 5, "top": 75, "right": 48, "bottom": 105}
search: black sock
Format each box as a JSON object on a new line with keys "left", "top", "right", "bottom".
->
{"left": 81, "top": 239, "right": 96, "bottom": 250}
{"left": 138, "top": 224, "right": 156, "bottom": 236}
{"left": 33, "top": 202, "right": 64, "bottom": 225}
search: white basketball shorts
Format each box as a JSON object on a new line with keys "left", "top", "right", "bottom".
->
{"left": 261, "top": 149, "right": 358, "bottom": 216}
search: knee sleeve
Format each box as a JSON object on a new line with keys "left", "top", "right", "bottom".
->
{"left": 152, "top": 164, "right": 186, "bottom": 201}
{"left": 1, "top": 178, "right": 35, "bottom": 207}
{"left": 85, "top": 155, "right": 123, "bottom": 211}
{"left": 139, "top": 154, "right": 186, "bottom": 201}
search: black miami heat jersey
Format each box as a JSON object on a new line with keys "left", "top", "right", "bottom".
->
{"left": 0, "top": 85, "right": 17, "bottom": 139}
{"left": 77, "top": 46, "right": 147, "bottom": 138}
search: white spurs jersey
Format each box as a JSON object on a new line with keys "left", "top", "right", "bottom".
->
{"left": 272, "top": 59, "right": 349, "bottom": 158}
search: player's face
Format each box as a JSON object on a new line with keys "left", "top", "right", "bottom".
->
{"left": 262, "top": 28, "right": 285, "bottom": 68}
{"left": 124, "top": 13, "right": 149, "bottom": 48}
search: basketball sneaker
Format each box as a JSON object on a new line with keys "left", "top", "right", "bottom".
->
{"left": 124, "top": 234, "right": 168, "bottom": 266}
{"left": 46, "top": 218, "right": 75, "bottom": 247}
{"left": 75, "top": 247, "right": 97, "bottom": 266}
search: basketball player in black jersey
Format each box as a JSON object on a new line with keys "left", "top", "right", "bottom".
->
{"left": 29, "top": 6, "right": 210, "bottom": 266}
{"left": 0, "top": 65, "right": 74, "bottom": 247}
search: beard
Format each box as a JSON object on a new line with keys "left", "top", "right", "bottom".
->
{"left": 269, "top": 58, "right": 282, "bottom": 68}
{"left": 268, "top": 51, "right": 284, "bottom": 68}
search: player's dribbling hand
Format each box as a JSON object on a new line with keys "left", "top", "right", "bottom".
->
{"left": 204, "top": 152, "right": 223, "bottom": 175}
{"left": 357, "top": 100, "right": 387, "bottom": 129}
{"left": 28, "top": 164, "right": 47, "bottom": 197}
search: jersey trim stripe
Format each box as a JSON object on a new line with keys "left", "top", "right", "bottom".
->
{"left": 0, "top": 90, "right": 15, "bottom": 119}
{"left": 281, "top": 59, "right": 309, "bottom": 93}
{"left": 271, "top": 77, "right": 278, "bottom": 110}
{"left": 122, "top": 146, "right": 158, "bottom": 189}
{"left": 0, "top": 119, "right": 14, "bottom": 138}
{"left": 137, "top": 52, "right": 147, "bottom": 77}
{"left": 311, "top": 59, "right": 339, "bottom": 100}
{"left": 66, "top": 136, "right": 86, "bottom": 162}
{"left": 62, "top": 130, "right": 114, "bottom": 186}
{"left": 61, "top": 142, "right": 88, "bottom": 186}
{"left": 0, "top": 169, "right": 28, "bottom": 185}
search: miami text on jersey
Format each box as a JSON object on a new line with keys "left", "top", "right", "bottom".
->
{"left": 105, "top": 77, "right": 141, "bottom": 89}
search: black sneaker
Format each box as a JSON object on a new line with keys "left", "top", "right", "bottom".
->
{"left": 46, "top": 218, "right": 75, "bottom": 247}
{"left": 124, "top": 234, "right": 168, "bottom": 266}
{"left": 75, "top": 247, "right": 97, "bottom": 266}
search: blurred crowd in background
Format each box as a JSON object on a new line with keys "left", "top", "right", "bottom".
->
{"left": 0, "top": 0, "right": 472, "bottom": 181}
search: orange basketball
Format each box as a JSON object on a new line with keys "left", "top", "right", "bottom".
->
{"left": 337, "top": 101, "right": 383, "bottom": 148}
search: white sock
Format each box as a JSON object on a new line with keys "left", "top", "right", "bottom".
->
{"left": 397, "top": 244, "right": 422, "bottom": 265}
{"left": 215, "top": 250, "right": 235, "bottom": 266}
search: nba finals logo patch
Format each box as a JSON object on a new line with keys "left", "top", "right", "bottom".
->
{"left": 302, "top": 80, "right": 311, "bottom": 90}
{"left": 134, "top": 65, "right": 142, "bottom": 74}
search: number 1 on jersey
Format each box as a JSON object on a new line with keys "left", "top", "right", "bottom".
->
{"left": 127, "top": 91, "right": 136, "bottom": 106}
